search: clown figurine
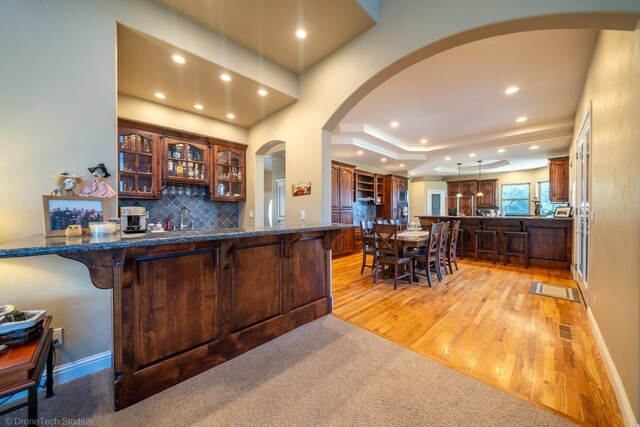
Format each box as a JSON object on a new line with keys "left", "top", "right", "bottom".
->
{"left": 77, "top": 163, "right": 117, "bottom": 198}
{"left": 51, "top": 170, "right": 82, "bottom": 196}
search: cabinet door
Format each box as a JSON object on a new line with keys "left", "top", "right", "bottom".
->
{"left": 460, "top": 180, "right": 477, "bottom": 196}
{"left": 118, "top": 126, "right": 160, "bottom": 199}
{"left": 447, "top": 182, "right": 459, "bottom": 197}
{"left": 459, "top": 197, "right": 472, "bottom": 216}
{"left": 331, "top": 165, "right": 340, "bottom": 210}
{"left": 549, "top": 157, "right": 569, "bottom": 202}
{"left": 212, "top": 145, "right": 246, "bottom": 201}
{"left": 477, "top": 179, "right": 498, "bottom": 208}
{"left": 339, "top": 167, "right": 354, "bottom": 209}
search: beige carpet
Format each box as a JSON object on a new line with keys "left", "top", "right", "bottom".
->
{"left": 2, "top": 315, "right": 574, "bottom": 426}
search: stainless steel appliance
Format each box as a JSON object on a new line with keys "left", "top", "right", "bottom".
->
{"left": 120, "top": 206, "right": 147, "bottom": 234}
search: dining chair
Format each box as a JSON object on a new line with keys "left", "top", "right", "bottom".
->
{"left": 373, "top": 223, "right": 413, "bottom": 290}
{"left": 360, "top": 220, "right": 376, "bottom": 274}
{"left": 439, "top": 221, "right": 451, "bottom": 275}
{"left": 447, "top": 220, "right": 461, "bottom": 273}
{"left": 411, "top": 222, "right": 443, "bottom": 287}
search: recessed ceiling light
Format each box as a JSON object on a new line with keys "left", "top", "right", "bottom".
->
{"left": 381, "top": 158, "right": 387, "bottom": 162}
{"left": 516, "top": 116, "right": 528, "bottom": 123}
{"left": 529, "top": 145, "right": 540, "bottom": 150}
{"left": 420, "top": 139, "right": 428, "bottom": 144}
{"left": 220, "top": 74, "right": 232, "bottom": 82}
{"left": 410, "top": 172, "right": 416, "bottom": 176}
{"left": 400, "top": 164, "right": 405, "bottom": 167}
{"left": 469, "top": 153, "right": 476, "bottom": 157}
{"left": 154, "top": 92, "right": 166, "bottom": 99}
{"left": 357, "top": 150, "right": 364, "bottom": 155}
{"left": 257, "top": 89, "right": 268, "bottom": 96}
{"left": 505, "top": 86, "right": 520, "bottom": 95}
{"left": 498, "top": 149, "right": 506, "bottom": 153}
{"left": 295, "top": 28, "right": 307, "bottom": 39}
{"left": 445, "top": 156, "right": 451, "bottom": 161}
{"left": 193, "top": 104, "right": 204, "bottom": 110}
{"left": 226, "top": 113, "right": 235, "bottom": 119}
{"left": 171, "top": 54, "right": 186, "bottom": 64}
{"left": 390, "top": 121, "right": 399, "bottom": 128}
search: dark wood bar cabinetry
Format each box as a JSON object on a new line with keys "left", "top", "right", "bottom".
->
{"left": 417, "top": 216, "right": 573, "bottom": 269}
{"left": 0, "top": 225, "right": 346, "bottom": 410}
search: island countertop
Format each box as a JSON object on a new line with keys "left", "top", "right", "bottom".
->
{"left": 0, "top": 223, "right": 352, "bottom": 258}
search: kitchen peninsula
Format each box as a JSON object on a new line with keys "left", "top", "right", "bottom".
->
{"left": 418, "top": 216, "right": 573, "bottom": 269}
{"left": 0, "top": 224, "right": 349, "bottom": 409}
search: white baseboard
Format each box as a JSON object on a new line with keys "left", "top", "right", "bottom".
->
{"left": 1, "top": 350, "right": 112, "bottom": 406}
{"left": 587, "top": 308, "right": 639, "bottom": 427}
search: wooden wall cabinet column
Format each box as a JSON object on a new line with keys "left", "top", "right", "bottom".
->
{"left": 117, "top": 125, "right": 161, "bottom": 199}
{"left": 377, "top": 175, "right": 408, "bottom": 228}
{"left": 331, "top": 161, "right": 355, "bottom": 257}
{"left": 549, "top": 156, "right": 569, "bottom": 202}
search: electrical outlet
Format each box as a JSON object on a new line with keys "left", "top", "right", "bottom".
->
{"left": 249, "top": 210, "right": 254, "bottom": 219}
{"left": 300, "top": 210, "right": 306, "bottom": 221}
{"left": 53, "top": 328, "right": 63, "bottom": 347}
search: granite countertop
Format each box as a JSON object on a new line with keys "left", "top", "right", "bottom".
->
{"left": 0, "top": 223, "right": 351, "bottom": 258}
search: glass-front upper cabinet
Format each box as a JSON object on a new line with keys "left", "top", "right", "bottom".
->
{"left": 117, "top": 126, "right": 160, "bottom": 199}
{"left": 211, "top": 145, "right": 246, "bottom": 201}
{"left": 163, "top": 137, "right": 209, "bottom": 184}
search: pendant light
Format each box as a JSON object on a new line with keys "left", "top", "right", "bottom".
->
{"left": 456, "top": 163, "right": 462, "bottom": 198}
{"left": 476, "top": 160, "right": 484, "bottom": 197}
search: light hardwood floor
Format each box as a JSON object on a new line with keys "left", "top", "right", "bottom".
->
{"left": 332, "top": 253, "right": 623, "bottom": 426}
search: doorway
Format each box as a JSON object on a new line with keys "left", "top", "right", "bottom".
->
{"left": 575, "top": 105, "right": 591, "bottom": 301}
{"left": 427, "top": 190, "right": 446, "bottom": 216}
{"left": 262, "top": 144, "right": 286, "bottom": 227}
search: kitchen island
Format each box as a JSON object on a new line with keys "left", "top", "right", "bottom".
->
{"left": 417, "top": 216, "right": 573, "bottom": 269}
{"left": 0, "top": 224, "right": 349, "bottom": 409}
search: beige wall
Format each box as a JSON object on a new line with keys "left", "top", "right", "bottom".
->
{"left": 409, "top": 180, "right": 447, "bottom": 217}
{"left": 572, "top": 28, "right": 640, "bottom": 422}
{"left": 118, "top": 94, "right": 248, "bottom": 146}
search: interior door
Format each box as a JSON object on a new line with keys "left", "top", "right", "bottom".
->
{"left": 575, "top": 108, "right": 591, "bottom": 301}
{"left": 427, "top": 190, "right": 446, "bottom": 216}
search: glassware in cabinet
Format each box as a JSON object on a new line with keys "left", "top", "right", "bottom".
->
{"left": 117, "top": 126, "right": 160, "bottom": 199}
{"left": 211, "top": 145, "right": 246, "bottom": 201}
{"left": 163, "top": 137, "right": 208, "bottom": 184}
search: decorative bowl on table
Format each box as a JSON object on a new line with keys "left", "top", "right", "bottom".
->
{"left": 0, "top": 310, "right": 47, "bottom": 346}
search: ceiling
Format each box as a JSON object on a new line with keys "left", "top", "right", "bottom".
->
{"left": 153, "top": 0, "right": 377, "bottom": 73}
{"left": 117, "top": 25, "right": 298, "bottom": 127}
{"left": 332, "top": 29, "right": 597, "bottom": 177}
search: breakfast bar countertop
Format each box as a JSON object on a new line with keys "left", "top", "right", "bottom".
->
{"left": 0, "top": 223, "right": 352, "bottom": 258}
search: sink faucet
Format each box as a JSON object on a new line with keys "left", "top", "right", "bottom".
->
{"left": 179, "top": 207, "right": 190, "bottom": 230}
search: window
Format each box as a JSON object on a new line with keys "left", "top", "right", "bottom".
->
{"left": 537, "top": 181, "right": 563, "bottom": 216}
{"left": 501, "top": 183, "right": 530, "bottom": 215}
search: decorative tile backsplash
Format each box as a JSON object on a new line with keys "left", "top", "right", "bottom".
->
{"left": 119, "top": 196, "right": 239, "bottom": 230}
{"left": 353, "top": 201, "right": 376, "bottom": 225}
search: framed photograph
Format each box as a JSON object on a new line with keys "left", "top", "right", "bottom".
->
{"left": 554, "top": 206, "right": 573, "bottom": 218}
{"left": 42, "top": 196, "right": 107, "bottom": 237}
{"left": 292, "top": 182, "right": 311, "bottom": 197}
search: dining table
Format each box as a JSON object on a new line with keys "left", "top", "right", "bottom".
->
{"left": 366, "top": 229, "right": 430, "bottom": 283}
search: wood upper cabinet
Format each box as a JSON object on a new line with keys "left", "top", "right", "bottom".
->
{"left": 210, "top": 144, "right": 246, "bottom": 201}
{"left": 339, "top": 167, "right": 354, "bottom": 209}
{"left": 354, "top": 170, "right": 375, "bottom": 202}
{"left": 331, "top": 161, "right": 354, "bottom": 210}
{"left": 477, "top": 179, "right": 498, "bottom": 208}
{"left": 163, "top": 137, "right": 209, "bottom": 184}
{"left": 117, "top": 125, "right": 161, "bottom": 199}
{"left": 549, "top": 156, "right": 569, "bottom": 202}
{"left": 447, "top": 180, "right": 477, "bottom": 196}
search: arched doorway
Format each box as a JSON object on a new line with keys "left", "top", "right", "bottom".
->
{"left": 255, "top": 140, "right": 286, "bottom": 227}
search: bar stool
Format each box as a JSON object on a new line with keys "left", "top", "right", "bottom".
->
{"left": 475, "top": 228, "right": 498, "bottom": 263}
{"left": 504, "top": 228, "right": 530, "bottom": 268}
{"left": 456, "top": 229, "right": 466, "bottom": 259}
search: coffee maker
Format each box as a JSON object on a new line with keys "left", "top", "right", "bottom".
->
{"left": 120, "top": 206, "right": 147, "bottom": 234}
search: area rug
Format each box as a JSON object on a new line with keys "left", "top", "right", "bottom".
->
{"left": 530, "top": 281, "right": 581, "bottom": 303}
{"left": 2, "top": 315, "right": 575, "bottom": 426}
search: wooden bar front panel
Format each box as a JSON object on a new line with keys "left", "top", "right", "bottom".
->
{"left": 103, "top": 230, "right": 337, "bottom": 410}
